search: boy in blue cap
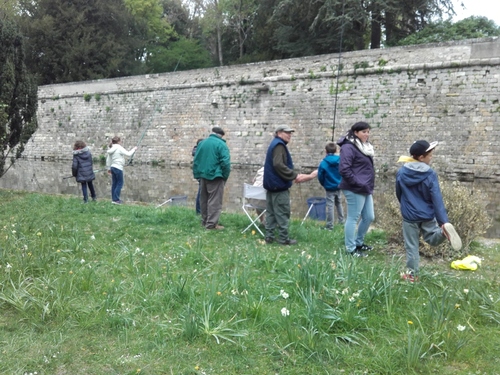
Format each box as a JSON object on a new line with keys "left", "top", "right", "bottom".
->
{"left": 396, "top": 140, "right": 462, "bottom": 282}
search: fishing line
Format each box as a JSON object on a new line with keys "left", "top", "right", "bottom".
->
{"left": 331, "top": 0, "right": 346, "bottom": 142}
{"left": 126, "top": 89, "right": 167, "bottom": 166}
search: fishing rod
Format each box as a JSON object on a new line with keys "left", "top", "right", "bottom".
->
{"left": 331, "top": 0, "right": 346, "bottom": 142}
{"left": 62, "top": 169, "right": 107, "bottom": 180}
{"left": 126, "top": 115, "right": 153, "bottom": 165}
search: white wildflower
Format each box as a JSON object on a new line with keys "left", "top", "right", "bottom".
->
{"left": 280, "top": 290, "right": 289, "bottom": 299}
{"left": 457, "top": 325, "right": 466, "bottom": 331}
{"left": 80, "top": 259, "right": 85, "bottom": 264}
{"left": 281, "top": 307, "right": 290, "bottom": 317}
{"left": 463, "top": 289, "right": 469, "bottom": 294}
{"left": 90, "top": 235, "right": 95, "bottom": 240}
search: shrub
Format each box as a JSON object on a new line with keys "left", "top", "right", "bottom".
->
{"left": 375, "top": 181, "right": 491, "bottom": 259}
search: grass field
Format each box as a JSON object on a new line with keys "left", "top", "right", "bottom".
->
{"left": 0, "top": 190, "right": 499, "bottom": 375}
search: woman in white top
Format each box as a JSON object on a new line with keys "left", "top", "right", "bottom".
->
{"left": 106, "top": 136, "right": 137, "bottom": 204}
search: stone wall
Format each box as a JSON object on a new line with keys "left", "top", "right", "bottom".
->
{"left": 26, "top": 37, "right": 500, "bottom": 180}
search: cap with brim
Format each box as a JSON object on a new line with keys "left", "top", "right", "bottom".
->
{"left": 275, "top": 125, "right": 295, "bottom": 134}
{"left": 212, "top": 126, "right": 225, "bottom": 136}
{"left": 409, "top": 140, "right": 438, "bottom": 157}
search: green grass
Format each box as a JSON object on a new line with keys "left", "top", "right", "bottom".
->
{"left": 0, "top": 190, "right": 499, "bottom": 374}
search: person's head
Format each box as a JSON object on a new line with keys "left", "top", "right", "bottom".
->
{"left": 409, "top": 140, "right": 438, "bottom": 164}
{"left": 350, "top": 121, "right": 371, "bottom": 143}
{"left": 73, "top": 140, "right": 86, "bottom": 150}
{"left": 212, "top": 127, "right": 225, "bottom": 137}
{"left": 325, "top": 142, "right": 337, "bottom": 154}
{"left": 110, "top": 136, "right": 121, "bottom": 148}
{"left": 274, "top": 125, "right": 295, "bottom": 143}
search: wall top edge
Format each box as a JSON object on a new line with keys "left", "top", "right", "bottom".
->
{"left": 38, "top": 55, "right": 500, "bottom": 100}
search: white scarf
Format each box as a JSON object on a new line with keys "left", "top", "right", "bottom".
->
{"left": 345, "top": 133, "right": 374, "bottom": 157}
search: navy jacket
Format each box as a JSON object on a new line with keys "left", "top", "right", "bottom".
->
{"left": 396, "top": 162, "right": 449, "bottom": 225}
{"left": 318, "top": 154, "right": 342, "bottom": 191}
{"left": 72, "top": 147, "right": 95, "bottom": 183}
{"left": 337, "top": 138, "right": 374, "bottom": 195}
{"left": 263, "top": 137, "right": 294, "bottom": 192}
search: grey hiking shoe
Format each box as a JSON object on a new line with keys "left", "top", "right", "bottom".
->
{"left": 442, "top": 223, "right": 462, "bottom": 251}
{"left": 348, "top": 250, "right": 368, "bottom": 258}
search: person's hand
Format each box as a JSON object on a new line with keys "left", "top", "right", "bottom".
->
{"left": 295, "top": 174, "right": 307, "bottom": 183}
{"left": 107, "top": 170, "right": 111, "bottom": 175}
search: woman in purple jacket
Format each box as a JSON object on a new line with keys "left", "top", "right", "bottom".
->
{"left": 337, "top": 122, "right": 375, "bottom": 257}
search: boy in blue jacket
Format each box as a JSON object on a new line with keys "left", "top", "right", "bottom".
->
{"left": 318, "top": 142, "right": 344, "bottom": 230}
{"left": 396, "top": 140, "right": 462, "bottom": 281}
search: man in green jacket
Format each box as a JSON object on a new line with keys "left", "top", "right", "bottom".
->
{"left": 193, "top": 127, "right": 231, "bottom": 230}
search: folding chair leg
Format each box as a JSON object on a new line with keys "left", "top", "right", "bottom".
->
{"left": 301, "top": 203, "right": 314, "bottom": 226}
{"left": 241, "top": 207, "right": 266, "bottom": 237}
{"left": 156, "top": 198, "right": 172, "bottom": 208}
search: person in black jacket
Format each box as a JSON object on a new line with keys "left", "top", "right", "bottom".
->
{"left": 72, "top": 140, "right": 96, "bottom": 203}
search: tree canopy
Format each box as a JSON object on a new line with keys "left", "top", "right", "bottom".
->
{"left": 7, "top": 0, "right": 500, "bottom": 84}
{"left": 398, "top": 16, "right": 500, "bottom": 46}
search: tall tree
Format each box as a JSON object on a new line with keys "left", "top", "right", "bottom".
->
{"left": 0, "top": 18, "right": 38, "bottom": 177}
{"left": 221, "top": 0, "right": 259, "bottom": 59}
{"left": 18, "top": 0, "right": 145, "bottom": 84}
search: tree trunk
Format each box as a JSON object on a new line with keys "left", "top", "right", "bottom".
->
{"left": 370, "top": 3, "right": 381, "bottom": 49}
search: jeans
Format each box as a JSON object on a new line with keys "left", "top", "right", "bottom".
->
{"left": 343, "top": 190, "right": 375, "bottom": 253}
{"left": 111, "top": 167, "right": 124, "bottom": 202}
{"left": 403, "top": 219, "right": 446, "bottom": 274}
{"left": 325, "top": 190, "right": 344, "bottom": 228}
{"left": 81, "top": 181, "right": 96, "bottom": 202}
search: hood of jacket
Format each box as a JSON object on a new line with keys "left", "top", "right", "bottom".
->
{"left": 73, "top": 147, "right": 92, "bottom": 160}
{"left": 398, "top": 161, "right": 433, "bottom": 187}
{"left": 107, "top": 144, "right": 119, "bottom": 155}
{"left": 322, "top": 153, "right": 340, "bottom": 166}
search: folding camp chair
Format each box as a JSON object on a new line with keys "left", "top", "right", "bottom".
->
{"left": 241, "top": 183, "right": 267, "bottom": 237}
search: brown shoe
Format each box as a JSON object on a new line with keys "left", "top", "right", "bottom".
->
{"left": 206, "top": 225, "right": 224, "bottom": 230}
{"left": 279, "top": 239, "right": 297, "bottom": 245}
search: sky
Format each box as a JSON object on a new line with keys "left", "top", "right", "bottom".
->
{"left": 452, "top": 0, "right": 500, "bottom": 26}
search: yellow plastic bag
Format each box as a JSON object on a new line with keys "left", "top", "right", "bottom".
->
{"left": 450, "top": 255, "right": 482, "bottom": 271}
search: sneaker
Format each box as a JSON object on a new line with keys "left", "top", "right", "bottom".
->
{"left": 356, "top": 244, "right": 373, "bottom": 252}
{"left": 112, "top": 200, "right": 122, "bottom": 205}
{"left": 441, "top": 223, "right": 462, "bottom": 251}
{"left": 265, "top": 237, "right": 274, "bottom": 244}
{"left": 92, "top": 197, "right": 97, "bottom": 202}
{"left": 401, "top": 272, "right": 419, "bottom": 282}
{"left": 278, "top": 239, "right": 297, "bottom": 245}
{"left": 349, "top": 250, "right": 368, "bottom": 258}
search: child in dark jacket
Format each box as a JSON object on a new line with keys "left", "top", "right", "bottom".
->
{"left": 396, "top": 140, "right": 462, "bottom": 282}
{"left": 72, "top": 140, "right": 96, "bottom": 203}
{"left": 318, "top": 142, "right": 344, "bottom": 229}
